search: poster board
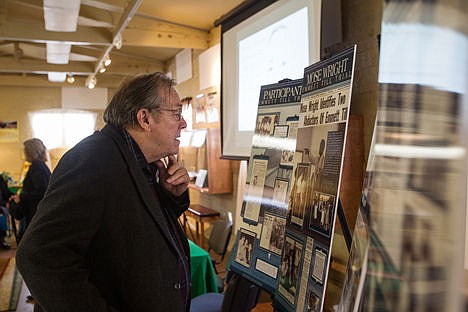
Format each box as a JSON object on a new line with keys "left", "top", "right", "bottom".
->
{"left": 274, "top": 46, "right": 357, "bottom": 312}
{"left": 230, "top": 78, "right": 303, "bottom": 293}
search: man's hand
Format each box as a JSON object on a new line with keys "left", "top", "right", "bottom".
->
{"left": 155, "top": 155, "right": 189, "bottom": 197}
{"left": 10, "top": 194, "right": 20, "bottom": 204}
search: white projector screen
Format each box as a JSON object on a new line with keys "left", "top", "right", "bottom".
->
{"left": 221, "top": 0, "right": 321, "bottom": 159}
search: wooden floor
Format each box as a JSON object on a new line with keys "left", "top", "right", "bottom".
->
{"left": 0, "top": 236, "right": 34, "bottom": 312}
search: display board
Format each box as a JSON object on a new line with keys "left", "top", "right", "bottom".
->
{"left": 274, "top": 46, "right": 356, "bottom": 312}
{"left": 230, "top": 78, "right": 303, "bottom": 293}
{"left": 230, "top": 47, "right": 356, "bottom": 311}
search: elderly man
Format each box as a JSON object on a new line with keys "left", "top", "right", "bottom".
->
{"left": 17, "top": 73, "right": 191, "bottom": 311}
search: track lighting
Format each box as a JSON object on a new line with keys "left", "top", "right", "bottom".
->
{"left": 99, "top": 66, "right": 106, "bottom": 73}
{"left": 86, "top": 75, "right": 97, "bottom": 89}
{"left": 114, "top": 34, "right": 123, "bottom": 50}
{"left": 103, "top": 54, "right": 111, "bottom": 67}
{"left": 66, "top": 74, "right": 75, "bottom": 84}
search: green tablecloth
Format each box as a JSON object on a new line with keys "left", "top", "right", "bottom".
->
{"left": 189, "top": 239, "right": 218, "bottom": 298}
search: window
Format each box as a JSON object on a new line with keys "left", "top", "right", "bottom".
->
{"left": 30, "top": 109, "right": 97, "bottom": 149}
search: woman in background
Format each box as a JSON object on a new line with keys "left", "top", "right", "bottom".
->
{"left": 10, "top": 138, "right": 51, "bottom": 243}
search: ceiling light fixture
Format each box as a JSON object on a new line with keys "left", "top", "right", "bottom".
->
{"left": 66, "top": 74, "right": 75, "bottom": 84}
{"left": 86, "top": 75, "right": 97, "bottom": 89}
{"left": 103, "top": 55, "right": 111, "bottom": 67}
{"left": 99, "top": 66, "right": 107, "bottom": 73}
{"left": 114, "top": 34, "right": 123, "bottom": 50}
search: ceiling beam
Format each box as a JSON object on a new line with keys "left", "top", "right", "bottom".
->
{"left": 0, "top": 21, "right": 112, "bottom": 45}
{"left": 0, "top": 57, "right": 94, "bottom": 74}
{"left": 9, "top": 0, "right": 42, "bottom": 11}
{"left": 123, "top": 27, "right": 208, "bottom": 49}
{"left": 0, "top": 74, "right": 123, "bottom": 88}
{"left": 81, "top": 0, "right": 123, "bottom": 13}
{"left": 0, "top": 56, "right": 163, "bottom": 76}
{"left": 104, "top": 61, "right": 164, "bottom": 74}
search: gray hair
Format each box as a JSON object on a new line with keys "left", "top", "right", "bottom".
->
{"left": 23, "top": 138, "right": 48, "bottom": 162}
{"left": 103, "top": 72, "right": 176, "bottom": 128}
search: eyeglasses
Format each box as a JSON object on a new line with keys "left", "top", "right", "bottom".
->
{"left": 153, "top": 107, "right": 184, "bottom": 121}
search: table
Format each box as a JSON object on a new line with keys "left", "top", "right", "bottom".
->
{"left": 184, "top": 205, "right": 220, "bottom": 247}
{"left": 189, "top": 239, "right": 218, "bottom": 298}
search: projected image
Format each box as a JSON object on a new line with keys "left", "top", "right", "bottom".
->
{"left": 238, "top": 7, "right": 309, "bottom": 132}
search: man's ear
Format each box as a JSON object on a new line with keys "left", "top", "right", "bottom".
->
{"left": 136, "top": 108, "right": 152, "bottom": 131}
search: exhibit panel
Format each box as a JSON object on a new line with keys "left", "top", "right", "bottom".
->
{"left": 273, "top": 46, "right": 357, "bottom": 312}
{"left": 230, "top": 46, "right": 358, "bottom": 312}
{"left": 230, "top": 78, "right": 303, "bottom": 293}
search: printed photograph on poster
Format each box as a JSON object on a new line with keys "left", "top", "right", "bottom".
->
{"left": 255, "top": 112, "right": 280, "bottom": 135}
{"left": 280, "top": 150, "right": 295, "bottom": 166}
{"left": 205, "top": 91, "right": 219, "bottom": 123}
{"left": 306, "top": 290, "right": 321, "bottom": 312}
{"left": 273, "top": 178, "right": 289, "bottom": 204}
{"left": 294, "top": 150, "right": 303, "bottom": 164}
{"left": 244, "top": 147, "right": 291, "bottom": 216}
{"left": 312, "top": 248, "right": 327, "bottom": 284}
{"left": 248, "top": 148, "right": 283, "bottom": 190}
{"left": 295, "top": 122, "right": 344, "bottom": 195}
{"left": 286, "top": 115, "right": 299, "bottom": 139}
{"left": 260, "top": 213, "right": 286, "bottom": 255}
{"left": 289, "top": 163, "right": 315, "bottom": 227}
{"left": 273, "top": 124, "right": 289, "bottom": 138}
{"left": 277, "top": 164, "right": 293, "bottom": 180}
{"left": 235, "top": 228, "right": 256, "bottom": 268}
{"left": 309, "top": 192, "right": 336, "bottom": 237}
{"left": 195, "top": 94, "right": 206, "bottom": 123}
{"left": 278, "top": 235, "right": 303, "bottom": 305}
{"left": 242, "top": 155, "right": 269, "bottom": 222}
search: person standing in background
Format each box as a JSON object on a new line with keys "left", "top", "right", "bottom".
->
{"left": 10, "top": 138, "right": 51, "bottom": 243}
{"left": 16, "top": 73, "right": 191, "bottom": 311}
{"left": 0, "top": 174, "right": 13, "bottom": 249}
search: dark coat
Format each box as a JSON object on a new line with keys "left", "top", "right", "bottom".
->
{"left": 16, "top": 125, "right": 190, "bottom": 312}
{"left": 13, "top": 161, "right": 51, "bottom": 226}
{"left": 0, "top": 175, "right": 13, "bottom": 207}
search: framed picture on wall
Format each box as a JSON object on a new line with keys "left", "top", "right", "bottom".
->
{"left": 0, "top": 121, "right": 19, "bottom": 143}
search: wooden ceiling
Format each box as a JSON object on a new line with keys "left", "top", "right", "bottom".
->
{"left": 0, "top": 0, "right": 245, "bottom": 88}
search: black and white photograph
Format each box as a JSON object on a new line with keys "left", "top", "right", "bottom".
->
{"left": 273, "top": 178, "right": 289, "bottom": 204}
{"left": 289, "top": 163, "right": 314, "bottom": 227}
{"left": 259, "top": 213, "right": 286, "bottom": 255}
{"left": 255, "top": 113, "right": 280, "bottom": 136}
{"left": 205, "top": 91, "right": 219, "bottom": 123}
{"left": 280, "top": 150, "right": 295, "bottom": 166}
{"left": 235, "top": 228, "right": 256, "bottom": 268}
{"left": 242, "top": 154, "right": 269, "bottom": 222}
{"left": 306, "top": 291, "right": 321, "bottom": 312}
{"left": 278, "top": 235, "right": 303, "bottom": 305}
{"left": 309, "top": 192, "right": 335, "bottom": 237}
{"left": 277, "top": 164, "right": 293, "bottom": 180}
{"left": 194, "top": 93, "right": 206, "bottom": 124}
